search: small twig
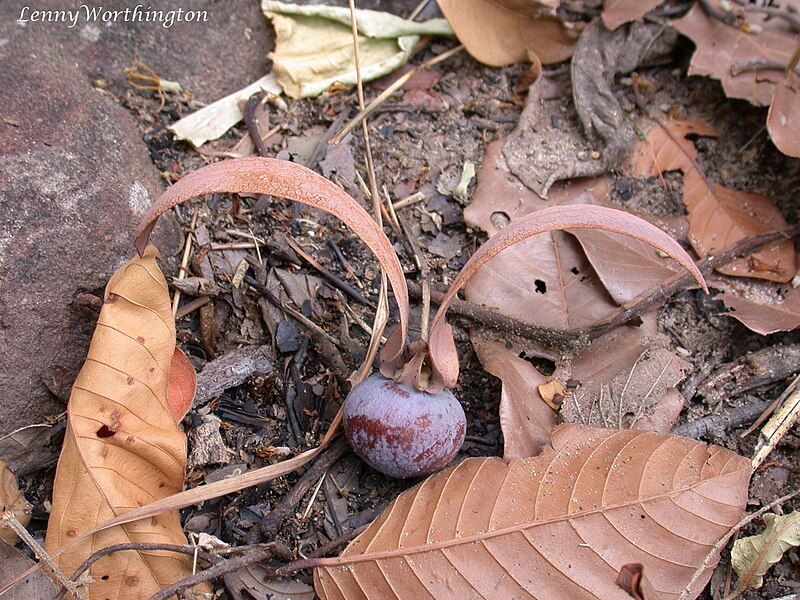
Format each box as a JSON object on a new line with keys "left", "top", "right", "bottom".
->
{"left": 393, "top": 191, "right": 426, "bottom": 210}
{"left": 244, "top": 93, "right": 269, "bottom": 158}
{"left": 741, "top": 374, "right": 800, "bottom": 438}
{"left": 172, "top": 210, "right": 199, "bottom": 317}
{"left": 284, "top": 235, "right": 375, "bottom": 308}
{"left": 671, "top": 395, "right": 771, "bottom": 439}
{"left": 752, "top": 387, "right": 800, "bottom": 468}
{"left": 399, "top": 218, "right": 432, "bottom": 341}
{"left": 259, "top": 438, "right": 349, "bottom": 540}
{"left": 302, "top": 471, "right": 328, "bottom": 519}
{"left": 52, "top": 543, "right": 218, "bottom": 600}
{"left": 678, "top": 489, "right": 800, "bottom": 600}
{"left": 244, "top": 276, "right": 341, "bottom": 348}
{"left": 1, "top": 512, "right": 86, "bottom": 600}
{"left": 175, "top": 295, "right": 210, "bottom": 319}
{"left": 148, "top": 544, "right": 289, "bottom": 600}
{"left": 347, "top": 0, "right": 391, "bottom": 387}
{"left": 330, "top": 45, "right": 464, "bottom": 145}
{"left": 731, "top": 58, "right": 799, "bottom": 76}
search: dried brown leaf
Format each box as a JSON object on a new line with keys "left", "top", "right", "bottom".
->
{"left": 616, "top": 563, "right": 657, "bottom": 599}
{"left": 436, "top": 0, "right": 575, "bottom": 67}
{"left": 673, "top": 0, "right": 800, "bottom": 157}
{"left": 630, "top": 117, "right": 795, "bottom": 282}
{"left": 224, "top": 565, "right": 314, "bottom": 600}
{"left": 559, "top": 318, "right": 691, "bottom": 432}
{"left": 313, "top": 425, "right": 751, "bottom": 599}
{"left": 470, "top": 333, "right": 556, "bottom": 458}
{"left": 43, "top": 247, "right": 200, "bottom": 599}
{"left": 0, "top": 461, "right": 31, "bottom": 545}
{"left": 766, "top": 74, "right": 800, "bottom": 158}
{"left": 712, "top": 277, "right": 800, "bottom": 335}
{"left": 0, "top": 424, "right": 53, "bottom": 477}
{"left": 602, "top": 0, "right": 663, "bottom": 30}
{"left": 0, "top": 540, "right": 57, "bottom": 600}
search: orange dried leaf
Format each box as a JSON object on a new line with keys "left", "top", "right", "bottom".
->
{"left": 167, "top": 348, "right": 196, "bottom": 423}
{"left": 766, "top": 75, "right": 800, "bottom": 158}
{"left": 630, "top": 117, "right": 795, "bottom": 282}
{"left": 313, "top": 425, "right": 751, "bottom": 599}
{"left": 44, "top": 247, "right": 201, "bottom": 599}
{"left": 436, "top": 0, "right": 575, "bottom": 67}
{"left": 602, "top": 0, "right": 662, "bottom": 30}
{"left": 537, "top": 379, "right": 565, "bottom": 410}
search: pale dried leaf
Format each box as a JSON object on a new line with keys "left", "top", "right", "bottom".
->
{"left": 436, "top": 0, "right": 574, "bottom": 67}
{"left": 264, "top": 1, "right": 453, "bottom": 98}
{"left": 560, "top": 320, "right": 690, "bottom": 432}
{"left": 314, "top": 425, "right": 751, "bottom": 599}
{"left": 712, "top": 277, "right": 800, "bottom": 335}
{"left": 0, "top": 540, "right": 58, "bottom": 600}
{"left": 732, "top": 511, "right": 800, "bottom": 589}
{"left": 673, "top": 0, "right": 800, "bottom": 157}
{"left": 0, "top": 461, "right": 31, "bottom": 545}
{"left": 470, "top": 333, "right": 556, "bottom": 458}
{"left": 630, "top": 117, "right": 795, "bottom": 282}
{"left": 44, "top": 248, "right": 199, "bottom": 599}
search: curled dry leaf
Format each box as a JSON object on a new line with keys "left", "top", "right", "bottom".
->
{"left": 436, "top": 0, "right": 575, "bottom": 67}
{"left": 43, "top": 247, "right": 201, "bottom": 599}
{"left": 0, "top": 540, "right": 58, "bottom": 600}
{"left": 711, "top": 277, "right": 800, "bottom": 335}
{"left": 0, "top": 461, "right": 31, "bottom": 545}
{"left": 629, "top": 117, "right": 795, "bottom": 282}
{"left": 559, "top": 316, "right": 691, "bottom": 433}
{"left": 313, "top": 424, "right": 751, "bottom": 599}
{"left": 0, "top": 424, "right": 53, "bottom": 477}
{"left": 731, "top": 511, "right": 800, "bottom": 589}
{"left": 470, "top": 332, "right": 556, "bottom": 458}
{"left": 673, "top": 0, "right": 800, "bottom": 157}
{"left": 134, "top": 157, "right": 409, "bottom": 366}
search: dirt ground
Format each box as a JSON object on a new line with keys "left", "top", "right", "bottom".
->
{"left": 12, "top": 3, "right": 800, "bottom": 599}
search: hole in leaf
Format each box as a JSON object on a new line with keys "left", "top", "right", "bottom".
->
{"left": 490, "top": 211, "right": 511, "bottom": 229}
{"left": 518, "top": 353, "right": 556, "bottom": 376}
{"left": 534, "top": 279, "right": 547, "bottom": 294}
{"left": 101, "top": 575, "right": 109, "bottom": 581}
{"left": 570, "top": 267, "right": 579, "bottom": 275}
{"left": 96, "top": 425, "right": 115, "bottom": 438}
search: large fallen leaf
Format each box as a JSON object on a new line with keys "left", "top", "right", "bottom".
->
{"left": 263, "top": 1, "right": 453, "bottom": 98}
{"left": 673, "top": 0, "right": 800, "bottom": 157}
{"left": 559, "top": 316, "right": 690, "bottom": 433}
{"left": 731, "top": 511, "right": 800, "bottom": 589}
{"left": 0, "top": 461, "right": 31, "bottom": 545}
{"left": 313, "top": 424, "right": 751, "bottom": 598}
{"left": 0, "top": 540, "right": 58, "bottom": 600}
{"left": 436, "top": 0, "right": 575, "bottom": 67}
{"left": 629, "top": 117, "right": 795, "bottom": 282}
{"left": 224, "top": 566, "right": 315, "bottom": 600}
{"left": 470, "top": 332, "right": 556, "bottom": 458}
{"left": 712, "top": 277, "right": 800, "bottom": 335}
{"left": 43, "top": 247, "right": 201, "bottom": 599}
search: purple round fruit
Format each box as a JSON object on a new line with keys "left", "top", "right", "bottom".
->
{"left": 343, "top": 373, "right": 466, "bottom": 478}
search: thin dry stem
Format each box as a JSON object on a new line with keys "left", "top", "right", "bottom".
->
{"left": 172, "top": 209, "right": 199, "bottom": 317}
{"left": 2, "top": 512, "right": 86, "bottom": 600}
{"left": 678, "top": 489, "right": 800, "bottom": 600}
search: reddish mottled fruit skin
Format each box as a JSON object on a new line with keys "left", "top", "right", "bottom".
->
{"left": 343, "top": 374, "right": 466, "bottom": 478}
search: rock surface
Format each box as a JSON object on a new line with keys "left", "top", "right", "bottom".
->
{"left": 0, "top": 6, "right": 183, "bottom": 433}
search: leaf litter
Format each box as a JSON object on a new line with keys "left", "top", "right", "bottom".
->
{"left": 7, "top": 2, "right": 800, "bottom": 599}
